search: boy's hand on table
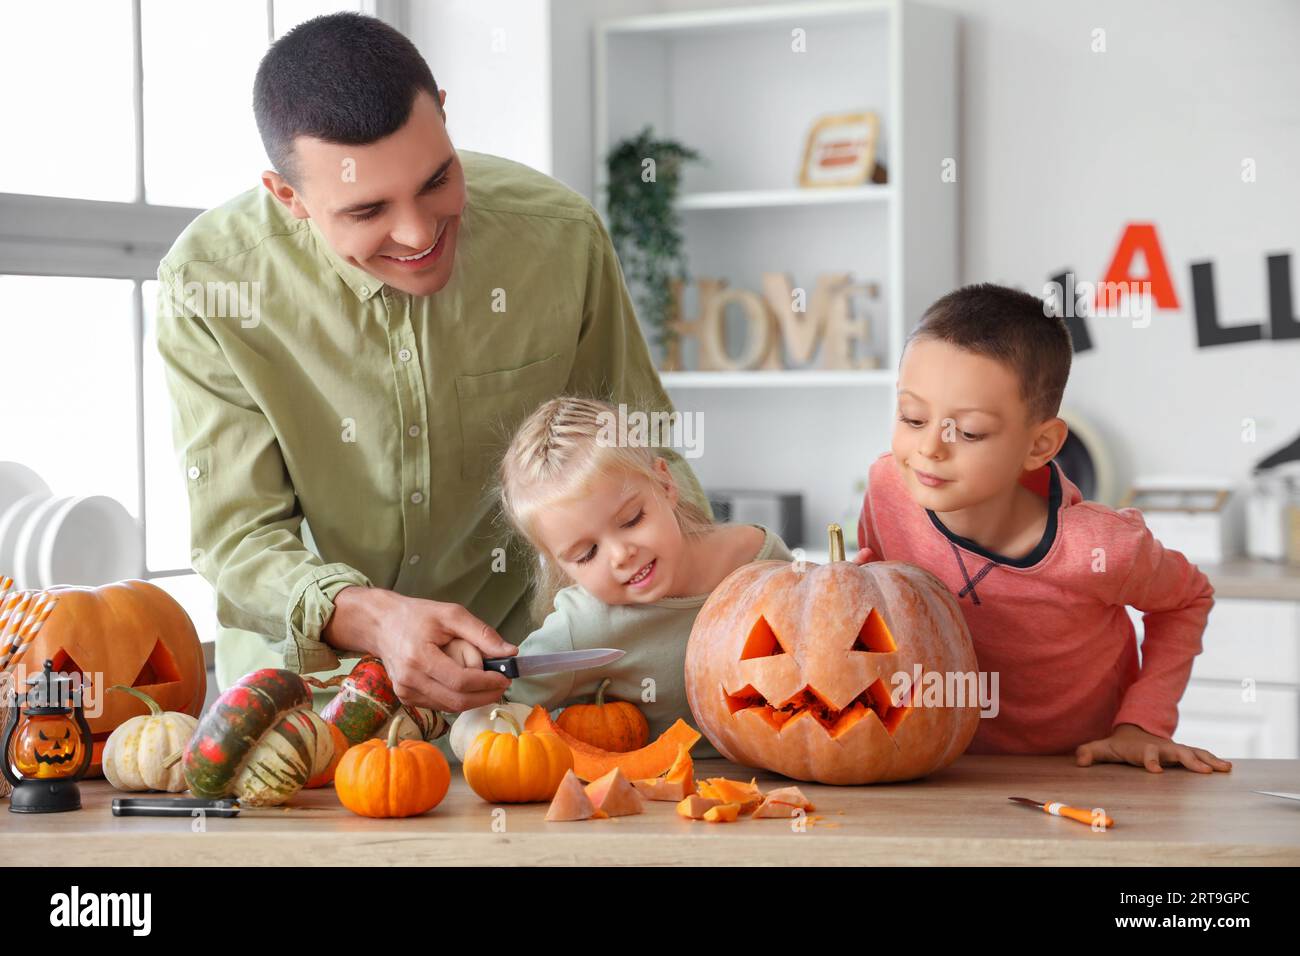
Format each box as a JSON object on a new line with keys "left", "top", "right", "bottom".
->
{"left": 850, "top": 547, "right": 879, "bottom": 565}
{"left": 1075, "top": 723, "right": 1232, "bottom": 773}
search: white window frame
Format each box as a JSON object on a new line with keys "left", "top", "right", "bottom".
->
{"left": 0, "top": 0, "right": 408, "bottom": 591}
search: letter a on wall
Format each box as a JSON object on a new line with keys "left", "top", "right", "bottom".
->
{"left": 1095, "top": 223, "right": 1180, "bottom": 312}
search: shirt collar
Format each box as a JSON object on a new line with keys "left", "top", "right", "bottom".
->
{"left": 306, "top": 218, "right": 385, "bottom": 302}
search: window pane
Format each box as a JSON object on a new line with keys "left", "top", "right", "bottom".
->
{"left": 141, "top": 0, "right": 270, "bottom": 209}
{"left": 142, "top": 279, "right": 194, "bottom": 572}
{"left": 0, "top": 276, "right": 138, "bottom": 510}
{"left": 0, "top": 1, "right": 136, "bottom": 201}
{"left": 150, "top": 573, "right": 217, "bottom": 645}
{"left": 273, "top": 0, "right": 362, "bottom": 39}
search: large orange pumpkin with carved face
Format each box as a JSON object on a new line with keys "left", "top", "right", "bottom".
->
{"left": 685, "top": 534, "right": 980, "bottom": 785}
{"left": 12, "top": 580, "right": 206, "bottom": 777}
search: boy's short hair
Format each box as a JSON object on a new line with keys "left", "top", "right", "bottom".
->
{"left": 908, "top": 283, "right": 1073, "bottom": 424}
{"left": 253, "top": 12, "right": 440, "bottom": 187}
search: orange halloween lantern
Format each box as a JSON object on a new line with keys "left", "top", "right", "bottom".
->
{"left": 3, "top": 658, "right": 95, "bottom": 812}
{"left": 685, "top": 525, "right": 980, "bottom": 784}
{"left": 12, "top": 580, "right": 206, "bottom": 777}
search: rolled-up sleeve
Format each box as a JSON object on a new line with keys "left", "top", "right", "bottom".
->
{"left": 155, "top": 263, "right": 371, "bottom": 675}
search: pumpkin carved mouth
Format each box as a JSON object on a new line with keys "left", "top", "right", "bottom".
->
{"left": 724, "top": 680, "right": 912, "bottom": 737}
{"left": 721, "top": 610, "right": 913, "bottom": 738}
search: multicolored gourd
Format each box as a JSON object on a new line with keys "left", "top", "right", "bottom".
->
{"left": 180, "top": 669, "right": 340, "bottom": 806}
{"left": 314, "top": 655, "right": 444, "bottom": 746}
{"left": 101, "top": 685, "right": 198, "bottom": 793}
{"left": 555, "top": 677, "right": 649, "bottom": 753}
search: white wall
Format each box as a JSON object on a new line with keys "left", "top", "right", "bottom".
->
{"left": 553, "top": 0, "right": 1300, "bottom": 514}
{"left": 408, "top": 0, "right": 553, "bottom": 174}
{"left": 408, "top": 0, "right": 1300, "bottom": 545}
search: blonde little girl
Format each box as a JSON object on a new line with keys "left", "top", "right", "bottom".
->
{"left": 449, "top": 395, "right": 794, "bottom": 759}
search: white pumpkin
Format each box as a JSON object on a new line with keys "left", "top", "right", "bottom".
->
{"left": 448, "top": 701, "right": 533, "bottom": 761}
{"left": 102, "top": 686, "right": 199, "bottom": 793}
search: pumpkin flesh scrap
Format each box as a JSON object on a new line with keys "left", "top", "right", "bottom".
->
{"left": 545, "top": 769, "right": 597, "bottom": 821}
{"left": 525, "top": 706, "right": 700, "bottom": 782}
{"left": 632, "top": 744, "right": 694, "bottom": 801}
{"left": 677, "top": 794, "right": 722, "bottom": 819}
{"left": 583, "top": 767, "right": 644, "bottom": 816}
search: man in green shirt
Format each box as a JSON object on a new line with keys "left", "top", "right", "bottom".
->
{"left": 155, "top": 12, "right": 709, "bottom": 714}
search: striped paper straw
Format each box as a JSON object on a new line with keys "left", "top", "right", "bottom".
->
{"left": 0, "top": 590, "right": 32, "bottom": 660}
{"left": 4, "top": 593, "right": 57, "bottom": 672}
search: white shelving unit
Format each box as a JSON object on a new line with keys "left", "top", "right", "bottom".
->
{"left": 595, "top": 0, "right": 958, "bottom": 385}
{"left": 593, "top": 0, "right": 959, "bottom": 547}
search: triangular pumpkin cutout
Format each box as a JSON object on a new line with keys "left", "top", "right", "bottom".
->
{"left": 632, "top": 744, "right": 694, "bottom": 801}
{"left": 545, "top": 769, "right": 597, "bottom": 822}
{"left": 584, "top": 767, "right": 644, "bottom": 816}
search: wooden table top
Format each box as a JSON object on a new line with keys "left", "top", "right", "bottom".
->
{"left": 3, "top": 756, "right": 1298, "bottom": 866}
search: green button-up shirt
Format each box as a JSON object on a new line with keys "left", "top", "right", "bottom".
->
{"left": 156, "top": 150, "right": 710, "bottom": 693}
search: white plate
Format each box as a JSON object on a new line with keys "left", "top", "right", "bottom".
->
{"left": 40, "top": 495, "right": 143, "bottom": 587}
{"left": 16, "top": 495, "right": 71, "bottom": 589}
{"left": 0, "top": 493, "right": 50, "bottom": 586}
{"left": 0, "top": 462, "right": 49, "bottom": 517}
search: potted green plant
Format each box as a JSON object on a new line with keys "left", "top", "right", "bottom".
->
{"left": 604, "top": 127, "right": 701, "bottom": 359}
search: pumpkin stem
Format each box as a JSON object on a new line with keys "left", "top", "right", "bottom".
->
{"left": 108, "top": 684, "right": 162, "bottom": 717}
{"left": 488, "top": 706, "right": 523, "bottom": 737}
{"left": 161, "top": 748, "right": 183, "bottom": 770}
{"left": 828, "top": 523, "right": 846, "bottom": 562}
{"left": 386, "top": 715, "right": 405, "bottom": 749}
{"left": 594, "top": 677, "right": 612, "bottom": 707}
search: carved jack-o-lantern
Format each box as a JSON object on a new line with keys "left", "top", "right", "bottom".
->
{"left": 13, "top": 580, "right": 206, "bottom": 777}
{"left": 685, "top": 529, "right": 980, "bottom": 784}
{"left": 12, "top": 713, "right": 86, "bottom": 779}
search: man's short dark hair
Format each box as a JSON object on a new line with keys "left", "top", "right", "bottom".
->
{"left": 907, "top": 283, "right": 1073, "bottom": 424}
{"left": 253, "top": 11, "right": 439, "bottom": 186}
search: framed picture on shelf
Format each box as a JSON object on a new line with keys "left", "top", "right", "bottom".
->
{"left": 798, "top": 111, "right": 881, "bottom": 188}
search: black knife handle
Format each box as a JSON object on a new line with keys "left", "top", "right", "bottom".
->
{"left": 482, "top": 657, "right": 519, "bottom": 678}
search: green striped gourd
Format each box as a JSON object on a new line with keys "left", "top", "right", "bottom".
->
{"left": 183, "top": 669, "right": 336, "bottom": 807}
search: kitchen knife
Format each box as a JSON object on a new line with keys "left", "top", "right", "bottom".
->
{"left": 482, "top": 647, "right": 625, "bottom": 679}
{"left": 1008, "top": 796, "right": 1114, "bottom": 828}
{"left": 1252, "top": 790, "right": 1300, "bottom": 802}
{"left": 112, "top": 797, "right": 339, "bottom": 818}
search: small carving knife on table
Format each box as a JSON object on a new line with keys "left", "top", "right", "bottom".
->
{"left": 1009, "top": 796, "right": 1114, "bottom": 828}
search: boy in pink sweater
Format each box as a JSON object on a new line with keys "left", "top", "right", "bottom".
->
{"left": 854, "top": 283, "right": 1231, "bottom": 774}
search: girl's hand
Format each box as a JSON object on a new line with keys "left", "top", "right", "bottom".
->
{"left": 1075, "top": 723, "right": 1232, "bottom": 773}
{"left": 443, "top": 637, "right": 485, "bottom": 670}
{"left": 851, "top": 547, "right": 879, "bottom": 566}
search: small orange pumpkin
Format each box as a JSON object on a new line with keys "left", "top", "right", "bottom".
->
{"left": 334, "top": 719, "right": 450, "bottom": 818}
{"left": 462, "top": 707, "right": 573, "bottom": 803}
{"left": 555, "top": 678, "right": 649, "bottom": 753}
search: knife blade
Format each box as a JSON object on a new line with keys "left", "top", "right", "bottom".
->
{"left": 1252, "top": 790, "right": 1300, "bottom": 802}
{"left": 482, "top": 647, "right": 625, "bottom": 679}
{"left": 112, "top": 797, "right": 340, "bottom": 818}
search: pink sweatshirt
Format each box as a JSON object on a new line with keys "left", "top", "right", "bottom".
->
{"left": 857, "top": 453, "right": 1214, "bottom": 755}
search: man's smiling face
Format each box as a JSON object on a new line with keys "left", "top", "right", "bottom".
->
{"left": 263, "top": 89, "right": 465, "bottom": 296}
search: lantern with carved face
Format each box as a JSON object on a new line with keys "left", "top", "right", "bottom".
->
{"left": 13, "top": 580, "right": 206, "bottom": 777}
{"left": 13, "top": 713, "right": 85, "bottom": 779}
{"left": 685, "top": 527, "right": 980, "bottom": 784}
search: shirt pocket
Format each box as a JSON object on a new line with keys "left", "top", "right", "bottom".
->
{"left": 455, "top": 352, "right": 569, "bottom": 480}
